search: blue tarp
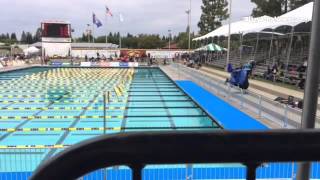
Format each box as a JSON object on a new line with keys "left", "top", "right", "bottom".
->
{"left": 176, "top": 80, "right": 268, "bottom": 130}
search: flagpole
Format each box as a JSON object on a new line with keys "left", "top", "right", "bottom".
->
{"left": 119, "top": 14, "right": 122, "bottom": 49}
{"left": 119, "top": 31, "right": 122, "bottom": 49}
{"left": 106, "top": 15, "right": 108, "bottom": 47}
{"left": 92, "top": 19, "right": 95, "bottom": 43}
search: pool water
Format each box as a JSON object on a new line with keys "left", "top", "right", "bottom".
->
{"left": 0, "top": 67, "right": 220, "bottom": 173}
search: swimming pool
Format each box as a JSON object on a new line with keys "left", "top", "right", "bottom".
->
{"left": 0, "top": 67, "right": 220, "bottom": 176}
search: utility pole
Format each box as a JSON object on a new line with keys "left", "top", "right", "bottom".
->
{"left": 87, "top": 24, "right": 91, "bottom": 43}
{"left": 188, "top": 0, "right": 192, "bottom": 51}
{"left": 168, "top": 29, "right": 172, "bottom": 59}
{"left": 168, "top": 30, "right": 171, "bottom": 50}
{"left": 297, "top": 1, "right": 320, "bottom": 179}
{"left": 226, "top": 0, "right": 232, "bottom": 71}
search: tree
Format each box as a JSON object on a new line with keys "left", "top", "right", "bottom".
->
{"left": 289, "top": 0, "right": 310, "bottom": 10}
{"left": 251, "top": 0, "right": 309, "bottom": 17}
{"left": 198, "top": 0, "right": 229, "bottom": 35}
{"left": 10, "top": 33, "right": 17, "bottom": 41}
{"left": 21, "top": 31, "right": 27, "bottom": 43}
{"left": 33, "top": 28, "right": 42, "bottom": 42}
{"left": 176, "top": 31, "right": 195, "bottom": 49}
{"left": 251, "top": 0, "right": 288, "bottom": 17}
{"left": 0, "top": 34, "right": 6, "bottom": 41}
{"left": 25, "top": 32, "right": 33, "bottom": 44}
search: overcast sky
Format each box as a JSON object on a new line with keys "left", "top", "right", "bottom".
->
{"left": 0, "top": 0, "right": 255, "bottom": 38}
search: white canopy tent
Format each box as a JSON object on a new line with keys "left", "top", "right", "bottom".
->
{"left": 194, "top": 2, "right": 314, "bottom": 41}
{"left": 23, "top": 46, "right": 40, "bottom": 56}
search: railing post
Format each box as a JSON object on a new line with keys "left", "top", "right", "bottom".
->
{"left": 258, "top": 95, "right": 262, "bottom": 118}
{"left": 246, "top": 163, "right": 259, "bottom": 180}
{"left": 240, "top": 89, "right": 244, "bottom": 109}
{"left": 131, "top": 164, "right": 144, "bottom": 180}
{"left": 178, "top": 62, "right": 181, "bottom": 80}
{"left": 103, "top": 91, "right": 110, "bottom": 180}
{"left": 186, "top": 164, "right": 193, "bottom": 180}
{"left": 103, "top": 92, "right": 109, "bottom": 135}
{"left": 227, "top": 83, "right": 231, "bottom": 100}
{"left": 284, "top": 104, "right": 288, "bottom": 128}
{"left": 291, "top": 162, "right": 296, "bottom": 180}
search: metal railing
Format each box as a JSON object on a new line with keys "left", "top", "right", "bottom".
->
{"left": 171, "top": 63, "right": 320, "bottom": 129}
{"left": 30, "top": 130, "right": 320, "bottom": 180}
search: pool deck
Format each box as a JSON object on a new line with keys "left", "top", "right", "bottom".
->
{"left": 0, "top": 64, "right": 40, "bottom": 73}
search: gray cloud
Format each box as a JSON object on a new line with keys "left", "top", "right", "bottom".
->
{"left": 0, "top": 0, "right": 254, "bottom": 38}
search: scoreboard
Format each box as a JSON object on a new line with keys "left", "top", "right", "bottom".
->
{"left": 41, "top": 22, "right": 71, "bottom": 38}
{"left": 41, "top": 21, "right": 72, "bottom": 58}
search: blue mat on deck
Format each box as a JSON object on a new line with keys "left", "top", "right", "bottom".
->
{"left": 176, "top": 80, "right": 268, "bottom": 130}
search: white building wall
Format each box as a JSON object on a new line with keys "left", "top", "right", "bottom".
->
{"left": 146, "top": 50, "right": 189, "bottom": 58}
{"left": 71, "top": 49, "right": 120, "bottom": 58}
{"left": 42, "top": 43, "right": 71, "bottom": 57}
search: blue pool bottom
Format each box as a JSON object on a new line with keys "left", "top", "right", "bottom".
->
{"left": 1, "top": 80, "right": 319, "bottom": 179}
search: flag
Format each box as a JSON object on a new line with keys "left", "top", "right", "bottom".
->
{"left": 106, "top": 6, "right": 113, "bottom": 17}
{"left": 93, "top": 13, "right": 103, "bottom": 28}
{"left": 119, "top": 13, "right": 124, "bottom": 22}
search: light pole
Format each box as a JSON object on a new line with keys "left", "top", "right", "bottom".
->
{"left": 87, "top": 24, "right": 91, "bottom": 43}
{"left": 226, "top": 0, "right": 232, "bottom": 71}
{"left": 188, "top": 0, "right": 192, "bottom": 51}
{"left": 168, "top": 30, "right": 171, "bottom": 50}
{"left": 168, "top": 29, "right": 172, "bottom": 59}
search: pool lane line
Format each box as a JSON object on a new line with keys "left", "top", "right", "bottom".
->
{"left": 42, "top": 73, "right": 122, "bottom": 160}
{"left": 0, "top": 88, "right": 173, "bottom": 93}
{"left": 0, "top": 94, "right": 185, "bottom": 99}
{"left": 0, "top": 86, "right": 176, "bottom": 93}
{"left": 0, "top": 106, "right": 199, "bottom": 111}
{"left": 0, "top": 144, "right": 71, "bottom": 149}
{"left": 149, "top": 68, "right": 177, "bottom": 129}
{"left": 0, "top": 92, "right": 69, "bottom": 142}
{"left": 0, "top": 115, "right": 208, "bottom": 121}
{"left": 0, "top": 99, "right": 193, "bottom": 104}
{"left": 120, "top": 71, "right": 134, "bottom": 133}
{"left": 43, "top": 71, "right": 131, "bottom": 161}
{"left": 0, "top": 115, "right": 125, "bottom": 120}
{"left": 0, "top": 127, "right": 123, "bottom": 133}
{"left": 0, "top": 125, "right": 219, "bottom": 134}
{"left": 0, "top": 99, "right": 129, "bottom": 104}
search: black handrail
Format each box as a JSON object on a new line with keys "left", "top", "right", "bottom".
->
{"left": 31, "top": 130, "right": 320, "bottom": 180}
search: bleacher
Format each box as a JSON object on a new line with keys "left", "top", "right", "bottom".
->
{"left": 200, "top": 46, "right": 308, "bottom": 88}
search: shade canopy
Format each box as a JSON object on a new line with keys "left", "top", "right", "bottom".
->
{"left": 195, "top": 43, "right": 225, "bottom": 52}
{"left": 194, "top": 2, "right": 313, "bottom": 41}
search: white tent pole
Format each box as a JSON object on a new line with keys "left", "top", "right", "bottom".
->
{"left": 211, "top": 37, "right": 214, "bottom": 64}
{"left": 226, "top": 0, "right": 232, "bottom": 71}
{"left": 239, "top": 33, "right": 243, "bottom": 64}
{"left": 268, "top": 30, "right": 274, "bottom": 65}
{"left": 205, "top": 38, "right": 209, "bottom": 63}
{"left": 284, "top": 27, "right": 295, "bottom": 82}
{"left": 253, "top": 33, "right": 260, "bottom": 62}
